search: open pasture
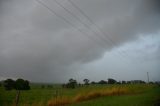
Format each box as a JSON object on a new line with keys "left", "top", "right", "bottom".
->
{"left": 0, "top": 84, "right": 159, "bottom": 106}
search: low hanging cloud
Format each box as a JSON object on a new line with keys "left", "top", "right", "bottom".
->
{"left": 0, "top": 0, "right": 160, "bottom": 82}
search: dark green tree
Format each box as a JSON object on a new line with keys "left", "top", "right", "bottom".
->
{"left": 91, "top": 81, "right": 96, "bottom": 84}
{"left": 15, "top": 79, "right": 30, "bottom": 90}
{"left": 67, "top": 78, "right": 77, "bottom": 88}
{"left": 122, "top": 81, "right": 126, "bottom": 84}
{"left": 83, "top": 79, "right": 90, "bottom": 85}
{"left": 108, "top": 78, "right": 117, "bottom": 84}
{"left": 4, "top": 79, "right": 15, "bottom": 90}
{"left": 98, "top": 80, "right": 107, "bottom": 84}
{"left": 3, "top": 78, "right": 30, "bottom": 106}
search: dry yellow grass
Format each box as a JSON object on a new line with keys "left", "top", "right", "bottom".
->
{"left": 102, "top": 87, "right": 130, "bottom": 96}
{"left": 47, "top": 87, "right": 131, "bottom": 106}
{"left": 73, "top": 87, "right": 130, "bottom": 102}
{"left": 48, "top": 96, "right": 71, "bottom": 106}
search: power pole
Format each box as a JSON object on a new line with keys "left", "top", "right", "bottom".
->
{"left": 147, "top": 72, "right": 149, "bottom": 83}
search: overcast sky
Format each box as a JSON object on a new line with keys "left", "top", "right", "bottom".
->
{"left": 0, "top": 0, "right": 160, "bottom": 83}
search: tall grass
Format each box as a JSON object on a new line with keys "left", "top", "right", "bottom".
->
{"left": 47, "top": 86, "right": 133, "bottom": 106}
{"left": 73, "top": 87, "right": 130, "bottom": 102}
{"left": 48, "top": 96, "right": 71, "bottom": 106}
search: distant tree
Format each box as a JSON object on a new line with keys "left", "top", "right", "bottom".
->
{"left": 69, "top": 78, "right": 74, "bottom": 83}
{"left": 98, "top": 80, "right": 107, "bottom": 84}
{"left": 149, "top": 82, "right": 154, "bottom": 84}
{"left": 127, "top": 81, "right": 131, "bottom": 84}
{"left": 122, "top": 81, "right": 126, "bottom": 84}
{"left": 3, "top": 78, "right": 30, "bottom": 106}
{"left": 15, "top": 79, "right": 30, "bottom": 90}
{"left": 83, "top": 79, "right": 90, "bottom": 85}
{"left": 4, "top": 79, "right": 15, "bottom": 90}
{"left": 78, "top": 83, "right": 82, "bottom": 87}
{"left": 66, "top": 78, "right": 77, "bottom": 89}
{"left": 108, "top": 78, "right": 117, "bottom": 84}
{"left": 130, "top": 80, "right": 146, "bottom": 84}
{"left": 116, "top": 81, "right": 121, "bottom": 84}
{"left": 155, "top": 81, "right": 160, "bottom": 86}
{"left": 91, "top": 81, "right": 96, "bottom": 84}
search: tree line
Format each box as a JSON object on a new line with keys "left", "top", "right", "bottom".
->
{"left": 62, "top": 78, "right": 148, "bottom": 89}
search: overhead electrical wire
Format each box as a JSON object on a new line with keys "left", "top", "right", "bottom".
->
{"left": 56, "top": 0, "right": 128, "bottom": 58}
{"left": 35, "top": 0, "right": 109, "bottom": 50}
{"left": 67, "top": 0, "right": 129, "bottom": 58}
{"left": 35, "top": 0, "right": 130, "bottom": 65}
{"left": 53, "top": 0, "right": 130, "bottom": 62}
{"left": 54, "top": 0, "right": 111, "bottom": 47}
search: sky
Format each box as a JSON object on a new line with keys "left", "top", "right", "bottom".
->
{"left": 0, "top": 0, "right": 160, "bottom": 83}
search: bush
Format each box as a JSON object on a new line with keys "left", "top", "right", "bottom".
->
{"left": 65, "top": 78, "right": 77, "bottom": 89}
{"left": 108, "top": 78, "right": 117, "bottom": 84}
{"left": 98, "top": 80, "right": 107, "bottom": 84}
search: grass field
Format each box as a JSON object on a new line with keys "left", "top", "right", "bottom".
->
{"left": 0, "top": 84, "right": 159, "bottom": 106}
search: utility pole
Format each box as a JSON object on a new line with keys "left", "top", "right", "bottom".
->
{"left": 147, "top": 72, "right": 149, "bottom": 83}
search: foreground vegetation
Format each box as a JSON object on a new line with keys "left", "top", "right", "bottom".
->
{"left": 0, "top": 83, "right": 159, "bottom": 106}
{"left": 70, "top": 85, "right": 160, "bottom": 106}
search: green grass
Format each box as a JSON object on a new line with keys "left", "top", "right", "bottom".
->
{"left": 70, "top": 86, "right": 160, "bottom": 106}
{"left": 0, "top": 84, "right": 62, "bottom": 106}
{"left": 0, "top": 83, "right": 87, "bottom": 105}
{"left": 0, "top": 84, "right": 159, "bottom": 106}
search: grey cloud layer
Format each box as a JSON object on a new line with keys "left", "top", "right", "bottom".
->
{"left": 0, "top": 0, "right": 160, "bottom": 82}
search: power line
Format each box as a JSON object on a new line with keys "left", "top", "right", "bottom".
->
{"left": 54, "top": 0, "right": 129, "bottom": 60}
{"left": 35, "top": 0, "right": 108, "bottom": 49}
{"left": 62, "top": 0, "right": 130, "bottom": 64}
{"left": 35, "top": 0, "right": 130, "bottom": 65}
{"left": 67, "top": 0, "right": 129, "bottom": 58}
{"left": 67, "top": 0, "right": 114, "bottom": 45}
{"left": 54, "top": 0, "right": 111, "bottom": 47}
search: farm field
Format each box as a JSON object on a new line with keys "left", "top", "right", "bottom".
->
{"left": 0, "top": 84, "right": 160, "bottom": 106}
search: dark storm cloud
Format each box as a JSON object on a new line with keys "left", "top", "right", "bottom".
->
{"left": 99, "top": 0, "right": 160, "bottom": 46}
{"left": 0, "top": 0, "right": 160, "bottom": 82}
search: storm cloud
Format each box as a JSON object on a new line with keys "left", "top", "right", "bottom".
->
{"left": 0, "top": 0, "right": 160, "bottom": 82}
